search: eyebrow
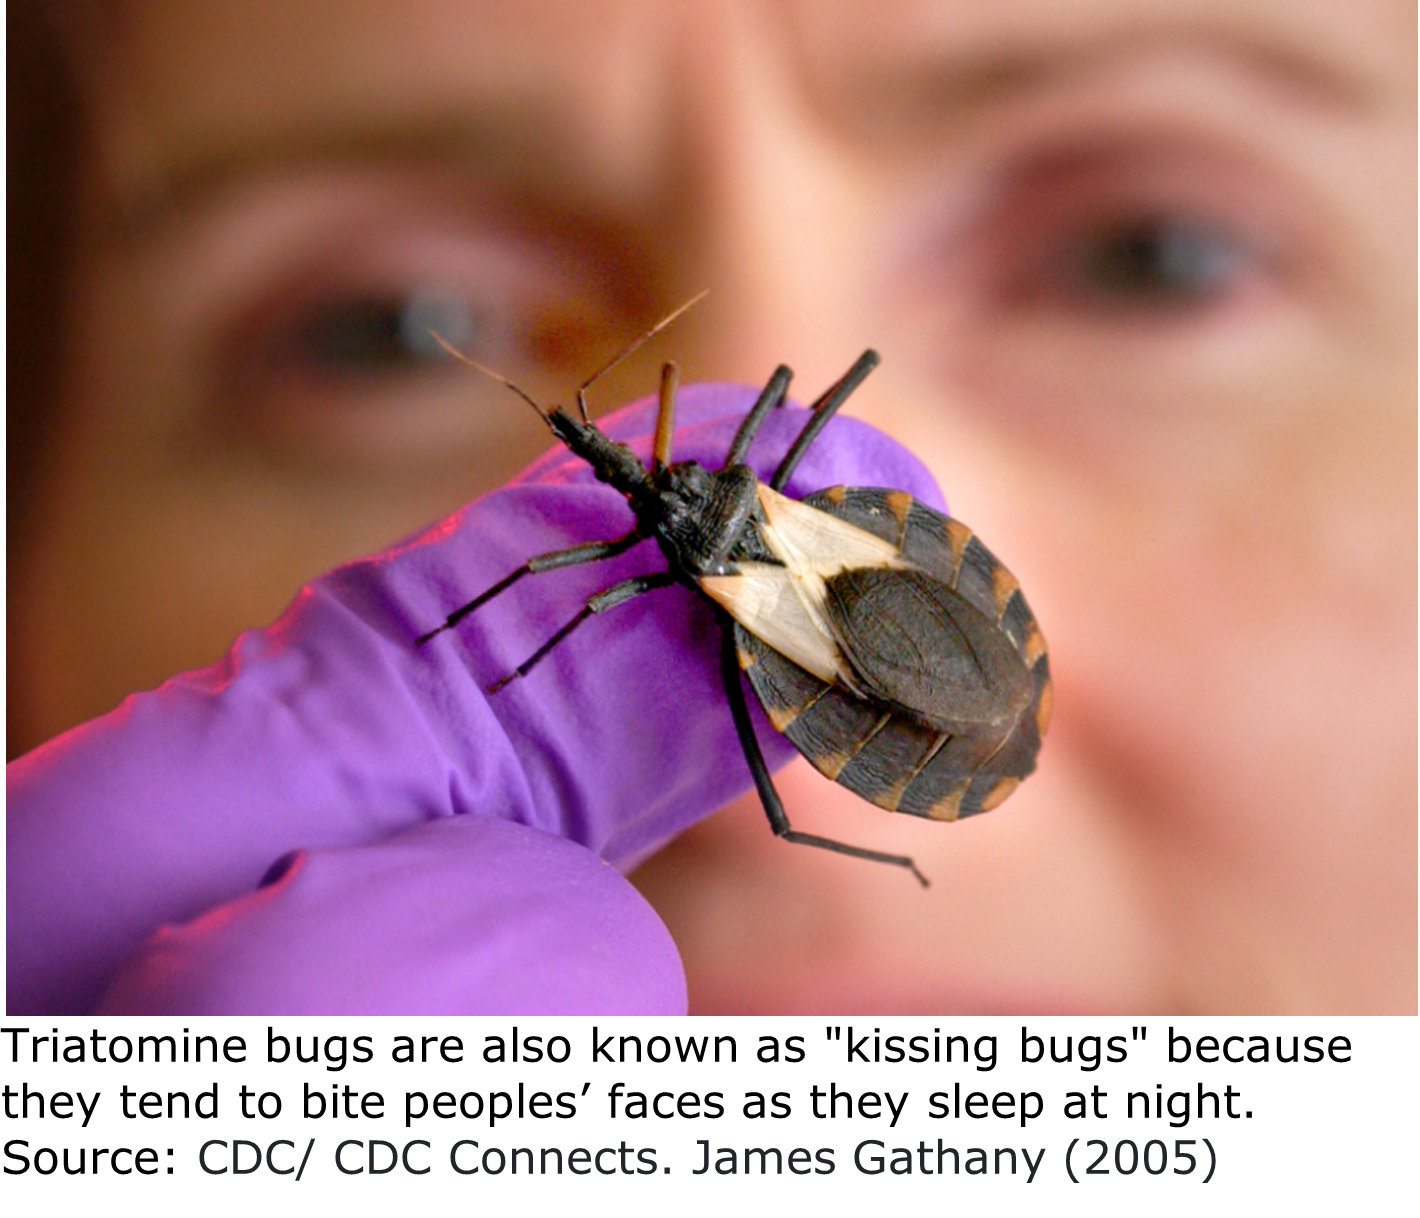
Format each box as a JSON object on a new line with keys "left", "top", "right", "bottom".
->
{"left": 820, "top": 17, "right": 1379, "bottom": 120}
{"left": 122, "top": 101, "right": 603, "bottom": 235}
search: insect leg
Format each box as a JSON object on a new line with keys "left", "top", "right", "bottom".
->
{"left": 722, "top": 364, "right": 793, "bottom": 468}
{"left": 652, "top": 361, "right": 679, "bottom": 474}
{"left": 487, "top": 571, "right": 677, "bottom": 693}
{"left": 416, "top": 529, "right": 645, "bottom": 645}
{"left": 768, "top": 349, "right": 880, "bottom": 491}
{"left": 719, "top": 625, "right": 929, "bottom": 887}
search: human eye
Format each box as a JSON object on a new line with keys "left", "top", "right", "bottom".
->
{"left": 278, "top": 288, "right": 491, "bottom": 375}
{"left": 975, "top": 146, "right": 1290, "bottom": 324}
{"left": 1052, "top": 214, "right": 1257, "bottom": 311}
{"left": 889, "top": 134, "right": 1328, "bottom": 467}
{"left": 215, "top": 205, "right": 622, "bottom": 469}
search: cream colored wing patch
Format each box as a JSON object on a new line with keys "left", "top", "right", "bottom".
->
{"left": 700, "top": 485, "right": 913, "bottom": 690}
{"left": 700, "top": 563, "right": 845, "bottom": 685}
{"left": 754, "top": 484, "right": 905, "bottom": 575}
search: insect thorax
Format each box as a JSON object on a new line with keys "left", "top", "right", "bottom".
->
{"left": 643, "top": 461, "right": 769, "bottom": 577}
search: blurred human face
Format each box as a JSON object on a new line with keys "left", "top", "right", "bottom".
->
{"left": 13, "top": 1, "right": 1414, "bottom": 1011}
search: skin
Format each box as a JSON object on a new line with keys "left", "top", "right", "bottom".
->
{"left": 11, "top": 0, "right": 1414, "bottom": 1012}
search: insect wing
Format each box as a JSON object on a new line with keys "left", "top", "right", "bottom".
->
{"left": 750, "top": 481, "right": 904, "bottom": 575}
{"left": 700, "top": 562, "right": 845, "bottom": 686}
{"left": 820, "top": 565, "right": 1032, "bottom": 729}
{"left": 734, "top": 487, "right": 1050, "bottom": 821}
{"left": 699, "top": 483, "right": 909, "bottom": 692}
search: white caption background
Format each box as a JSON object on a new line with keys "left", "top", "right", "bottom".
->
{"left": 1, "top": 1016, "right": 1413, "bottom": 1216}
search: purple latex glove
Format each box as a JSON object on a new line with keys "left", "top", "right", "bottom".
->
{"left": 7, "top": 383, "right": 944, "bottom": 1015}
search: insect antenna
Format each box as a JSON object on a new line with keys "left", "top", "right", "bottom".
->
{"left": 575, "top": 288, "right": 709, "bottom": 424}
{"left": 769, "top": 349, "right": 880, "bottom": 491}
{"left": 428, "top": 331, "right": 554, "bottom": 427}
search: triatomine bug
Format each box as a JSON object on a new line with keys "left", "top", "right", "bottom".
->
{"left": 417, "top": 299, "right": 1050, "bottom": 885}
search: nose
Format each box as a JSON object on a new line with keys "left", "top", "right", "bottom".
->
{"left": 654, "top": 4, "right": 880, "bottom": 401}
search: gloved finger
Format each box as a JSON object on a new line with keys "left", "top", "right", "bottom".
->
{"left": 95, "top": 816, "right": 686, "bottom": 1015}
{"left": 8, "top": 380, "right": 943, "bottom": 1014}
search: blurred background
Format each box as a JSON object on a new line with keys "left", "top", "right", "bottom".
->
{"left": 8, "top": 0, "right": 1416, "bottom": 1013}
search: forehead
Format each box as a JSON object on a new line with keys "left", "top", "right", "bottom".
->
{"left": 106, "top": 1, "right": 662, "bottom": 207}
{"left": 105, "top": 0, "right": 1403, "bottom": 205}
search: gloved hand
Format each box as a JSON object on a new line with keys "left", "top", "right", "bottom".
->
{"left": 7, "top": 381, "right": 944, "bottom": 1015}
